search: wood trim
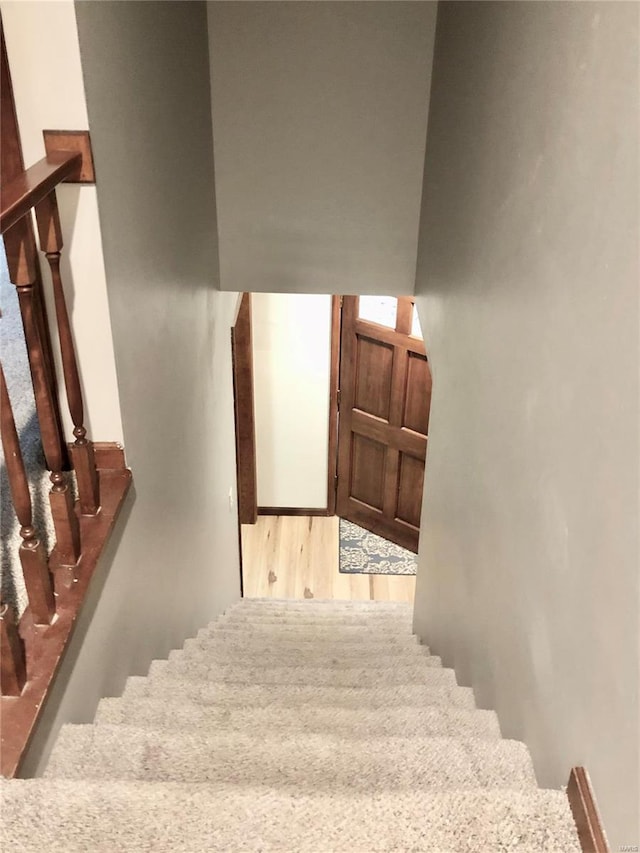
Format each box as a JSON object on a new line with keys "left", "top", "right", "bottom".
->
{"left": 567, "top": 768, "right": 610, "bottom": 853}
{"left": 232, "top": 294, "right": 258, "bottom": 525}
{"left": 237, "top": 505, "right": 244, "bottom": 598}
{"left": 0, "top": 468, "right": 132, "bottom": 777}
{"left": 43, "top": 130, "right": 95, "bottom": 183}
{"left": 395, "top": 296, "right": 413, "bottom": 336}
{"left": 258, "top": 507, "right": 330, "bottom": 517}
{"left": 76, "top": 442, "right": 127, "bottom": 470}
{"left": 327, "top": 295, "right": 342, "bottom": 516}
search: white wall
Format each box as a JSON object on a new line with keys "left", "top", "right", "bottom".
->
{"left": 1, "top": 1, "right": 123, "bottom": 442}
{"left": 413, "top": 3, "right": 639, "bottom": 846}
{"left": 208, "top": 1, "right": 436, "bottom": 296}
{"left": 21, "top": 1, "right": 241, "bottom": 774}
{"left": 253, "top": 293, "right": 331, "bottom": 509}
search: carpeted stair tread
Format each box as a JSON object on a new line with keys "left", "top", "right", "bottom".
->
{"left": 173, "top": 640, "right": 441, "bottom": 670}
{"left": 204, "top": 622, "right": 421, "bottom": 642}
{"left": 211, "top": 616, "right": 414, "bottom": 631}
{"left": 216, "top": 612, "right": 414, "bottom": 627}
{"left": 94, "top": 695, "right": 502, "bottom": 739}
{"left": 0, "top": 780, "right": 582, "bottom": 853}
{"left": 147, "top": 657, "right": 452, "bottom": 687}
{"left": 192, "top": 630, "right": 430, "bottom": 656}
{"left": 120, "top": 674, "right": 479, "bottom": 709}
{"left": 44, "top": 725, "right": 537, "bottom": 791}
{"left": 233, "top": 600, "right": 414, "bottom": 615}
{"left": 10, "top": 597, "right": 579, "bottom": 850}
{"left": 239, "top": 597, "right": 413, "bottom": 607}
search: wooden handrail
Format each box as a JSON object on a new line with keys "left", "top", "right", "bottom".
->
{"left": 0, "top": 151, "right": 81, "bottom": 234}
{"left": 0, "top": 366, "right": 55, "bottom": 625}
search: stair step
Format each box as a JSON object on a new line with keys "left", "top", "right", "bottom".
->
{"left": 173, "top": 640, "right": 441, "bottom": 670}
{"left": 193, "top": 630, "right": 429, "bottom": 656}
{"left": 147, "top": 657, "right": 451, "bottom": 687}
{"left": 95, "top": 695, "right": 501, "bottom": 739}
{"left": 121, "top": 674, "right": 478, "bottom": 710}
{"left": 237, "top": 597, "right": 412, "bottom": 609}
{"left": 0, "top": 780, "right": 582, "bottom": 853}
{"left": 203, "top": 623, "right": 419, "bottom": 643}
{"left": 217, "top": 611, "right": 413, "bottom": 626}
{"left": 211, "top": 611, "right": 412, "bottom": 634}
{"left": 2, "top": 594, "right": 583, "bottom": 852}
{"left": 45, "top": 725, "right": 537, "bottom": 791}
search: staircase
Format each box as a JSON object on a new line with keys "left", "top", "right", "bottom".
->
{"left": 2, "top": 598, "right": 581, "bottom": 851}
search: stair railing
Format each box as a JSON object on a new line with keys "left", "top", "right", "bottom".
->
{"left": 2, "top": 151, "right": 94, "bottom": 580}
{"left": 0, "top": 147, "right": 133, "bottom": 778}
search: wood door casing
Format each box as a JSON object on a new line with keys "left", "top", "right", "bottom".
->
{"left": 231, "top": 293, "right": 257, "bottom": 525}
{"left": 336, "top": 296, "right": 431, "bottom": 553}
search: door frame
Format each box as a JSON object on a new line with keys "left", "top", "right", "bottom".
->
{"left": 234, "top": 293, "right": 410, "bottom": 523}
{"left": 231, "top": 293, "right": 258, "bottom": 525}
{"left": 233, "top": 292, "right": 342, "bottom": 519}
{"left": 326, "top": 294, "right": 342, "bottom": 516}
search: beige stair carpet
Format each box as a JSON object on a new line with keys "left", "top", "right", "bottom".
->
{"left": 2, "top": 598, "right": 581, "bottom": 852}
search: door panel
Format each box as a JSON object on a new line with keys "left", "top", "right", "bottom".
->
{"left": 403, "top": 353, "right": 432, "bottom": 434}
{"left": 354, "top": 337, "right": 394, "bottom": 420}
{"left": 397, "top": 453, "right": 425, "bottom": 529}
{"left": 336, "top": 295, "right": 431, "bottom": 553}
{"left": 351, "top": 434, "right": 386, "bottom": 510}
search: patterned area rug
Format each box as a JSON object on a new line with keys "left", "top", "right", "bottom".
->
{"left": 339, "top": 519, "right": 417, "bottom": 575}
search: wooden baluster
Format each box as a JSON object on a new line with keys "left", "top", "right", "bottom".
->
{"left": 35, "top": 190, "right": 100, "bottom": 515}
{"left": 0, "top": 602, "right": 27, "bottom": 696}
{"left": 1, "top": 366, "right": 56, "bottom": 624}
{"left": 3, "top": 222, "right": 81, "bottom": 567}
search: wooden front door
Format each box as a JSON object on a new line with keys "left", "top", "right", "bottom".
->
{"left": 336, "top": 296, "right": 431, "bottom": 553}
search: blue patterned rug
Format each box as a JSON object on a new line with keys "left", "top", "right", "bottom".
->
{"left": 339, "top": 519, "right": 417, "bottom": 575}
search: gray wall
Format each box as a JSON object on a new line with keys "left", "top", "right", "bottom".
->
{"left": 23, "top": 1, "right": 241, "bottom": 773}
{"left": 208, "top": 1, "right": 436, "bottom": 295}
{"left": 413, "top": 3, "right": 638, "bottom": 845}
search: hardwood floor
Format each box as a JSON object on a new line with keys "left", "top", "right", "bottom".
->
{"left": 241, "top": 516, "right": 416, "bottom": 603}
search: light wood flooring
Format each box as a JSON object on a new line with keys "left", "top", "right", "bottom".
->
{"left": 241, "top": 515, "right": 416, "bottom": 603}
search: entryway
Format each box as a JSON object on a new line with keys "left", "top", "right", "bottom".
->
{"left": 231, "top": 293, "right": 432, "bottom": 600}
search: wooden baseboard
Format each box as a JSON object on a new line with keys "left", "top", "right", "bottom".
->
{"left": 567, "top": 767, "right": 609, "bottom": 853}
{"left": 67, "top": 441, "right": 126, "bottom": 470}
{"left": 257, "top": 507, "right": 330, "bottom": 517}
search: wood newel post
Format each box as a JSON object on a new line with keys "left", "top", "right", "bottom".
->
{"left": 4, "top": 222, "right": 81, "bottom": 567}
{"left": 0, "top": 602, "right": 27, "bottom": 696}
{"left": 35, "top": 190, "right": 100, "bottom": 515}
{"left": 1, "top": 366, "right": 56, "bottom": 625}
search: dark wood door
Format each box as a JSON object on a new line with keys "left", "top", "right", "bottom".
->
{"left": 336, "top": 296, "right": 431, "bottom": 553}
